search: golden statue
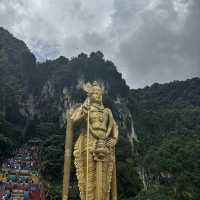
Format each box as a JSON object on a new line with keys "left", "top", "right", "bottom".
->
{"left": 62, "top": 81, "right": 118, "bottom": 200}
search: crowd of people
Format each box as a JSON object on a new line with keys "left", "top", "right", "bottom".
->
{"left": 0, "top": 144, "right": 42, "bottom": 200}
{"left": 2, "top": 146, "right": 39, "bottom": 172}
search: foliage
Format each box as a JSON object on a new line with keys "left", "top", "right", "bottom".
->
{"left": 143, "top": 135, "right": 200, "bottom": 200}
{"left": 134, "top": 187, "right": 170, "bottom": 200}
{"left": 130, "top": 77, "right": 200, "bottom": 200}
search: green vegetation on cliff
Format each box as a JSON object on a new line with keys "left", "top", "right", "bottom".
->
{"left": 130, "top": 79, "right": 200, "bottom": 200}
{"left": 0, "top": 27, "right": 200, "bottom": 200}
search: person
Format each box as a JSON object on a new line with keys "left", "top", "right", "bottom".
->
{"left": 70, "top": 81, "right": 118, "bottom": 200}
{"left": 23, "top": 190, "right": 29, "bottom": 200}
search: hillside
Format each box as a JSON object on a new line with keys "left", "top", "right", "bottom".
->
{"left": 0, "top": 27, "right": 138, "bottom": 199}
{"left": 0, "top": 27, "right": 38, "bottom": 164}
{"left": 0, "top": 27, "right": 200, "bottom": 200}
{"left": 129, "top": 78, "right": 200, "bottom": 200}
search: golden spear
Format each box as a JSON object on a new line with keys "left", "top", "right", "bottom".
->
{"left": 62, "top": 112, "right": 73, "bottom": 200}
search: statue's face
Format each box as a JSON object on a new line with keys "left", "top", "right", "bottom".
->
{"left": 90, "top": 90, "right": 102, "bottom": 104}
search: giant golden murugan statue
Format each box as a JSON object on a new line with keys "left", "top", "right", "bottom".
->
{"left": 62, "top": 81, "right": 118, "bottom": 200}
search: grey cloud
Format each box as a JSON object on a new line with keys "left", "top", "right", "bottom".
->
{"left": 111, "top": 0, "right": 200, "bottom": 88}
{"left": 0, "top": 0, "right": 199, "bottom": 88}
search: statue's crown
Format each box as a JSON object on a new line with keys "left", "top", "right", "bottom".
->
{"left": 82, "top": 81, "right": 103, "bottom": 95}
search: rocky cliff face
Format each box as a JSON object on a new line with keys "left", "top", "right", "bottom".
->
{"left": 0, "top": 27, "right": 137, "bottom": 147}
{"left": 0, "top": 27, "right": 37, "bottom": 128}
{"left": 2, "top": 27, "right": 200, "bottom": 200}
{"left": 0, "top": 27, "right": 141, "bottom": 199}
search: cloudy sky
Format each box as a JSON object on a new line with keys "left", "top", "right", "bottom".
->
{"left": 0, "top": 0, "right": 199, "bottom": 88}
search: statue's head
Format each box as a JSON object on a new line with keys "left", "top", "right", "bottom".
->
{"left": 82, "top": 81, "right": 103, "bottom": 104}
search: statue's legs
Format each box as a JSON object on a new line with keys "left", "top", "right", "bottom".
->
{"left": 96, "top": 160, "right": 103, "bottom": 200}
{"left": 82, "top": 151, "right": 96, "bottom": 200}
{"left": 74, "top": 134, "right": 96, "bottom": 200}
{"left": 74, "top": 134, "right": 114, "bottom": 200}
{"left": 103, "top": 159, "right": 114, "bottom": 200}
